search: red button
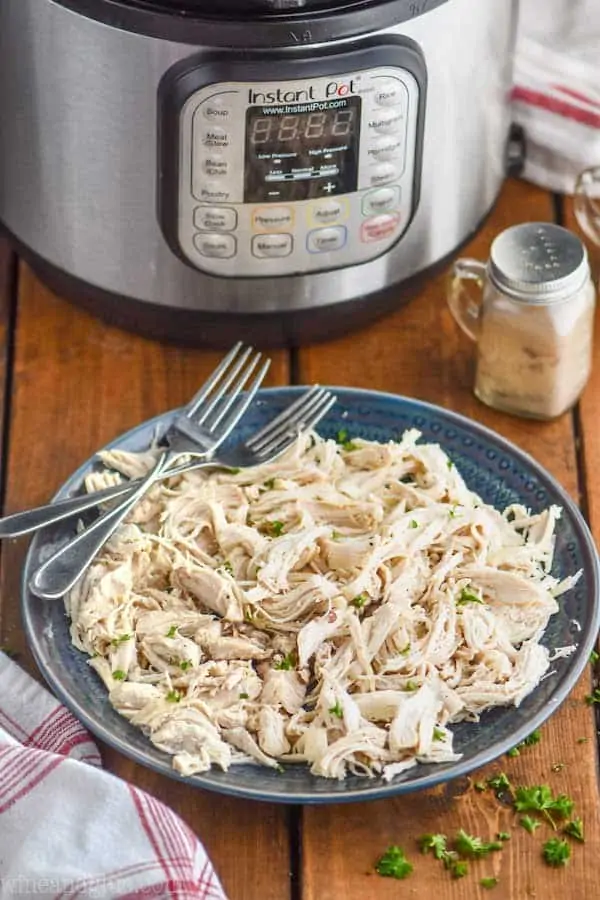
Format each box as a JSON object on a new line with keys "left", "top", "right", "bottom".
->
{"left": 360, "top": 213, "right": 401, "bottom": 243}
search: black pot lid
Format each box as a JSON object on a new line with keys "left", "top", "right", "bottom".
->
{"left": 122, "top": 0, "right": 380, "bottom": 15}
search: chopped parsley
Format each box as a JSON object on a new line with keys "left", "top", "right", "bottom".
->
{"left": 264, "top": 478, "right": 276, "bottom": 490}
{"left": 179, "top": 660, "right": 192, "bottom": 671}
{"left": 110, "top": 633, "right": 132, "bottom": 647}
{"left": 351, "top": 594, "right": 369, "bottom": 609}
{"left": 404, "top": 680, "right": 419, "bottom": 692}
{"left": 474, "top": 781, "right": 487, "bottom": 792}
{"left": 419, "top": 833, "right": 448, "bottom": 860}
{"left": 166, "top": 625, "right": 177, "bottom": 639}
{"left": 487, "top": 773, "right": 512, "bottom": 794}
{"left": 329, "top": 700, "right": 344, "bottom": 719}
{"left": 513, "top": 785, "right": 574, "bottom": 828}
{"left": 166, "top": 689, "right": 182, "bottom": 703}
{"left": 497, "top": 832, "right": 510, "bottom": 842}
{"left": 399, "top": 642, "right": 411, "bottom": 655}
{"left": 542, "top": 838, "right": 571, "bottom": 867}
{"left": 374, "top": 846, "right": 413, "bottom": 880}
{"left": 112, "top": 670, "right": 127, "bottom": 681}
{"left": 520, "top": 816, "right": 541, "bottom": 835}
{"left": 409, "top": 520, "right": 419, "bottom": 529}
{"left": 590, "top": 649, "right": 599, "bottom": 664}
{"left": 0, "top": 646, "right": 17, "bottom": 659}
{"left": 446, "top": 857, "right": 468, "bottom": 879}
{"left": 577, "top": 737, "right": 589, "bottom": 744}
{"left": 221, "top": 560, "right": 234, "bottom": 575}
{"left": 552, "top": 763, "right": 566, "bottom": 773}
{"left": 267, "top": 520, "right": 285, "bottom": 537}
{"left": 239, "top": 692, "right": 249, "bottom": 700}
{"left": 447, "top": 459, "right": 455, "bottom": 471}
{"left": 433, "top": 727, "right": 446, "bottom": 742}
{"left": 508, "top": 729, "right": 541, "bottom": 757}
{"left": 584, "top": 688, "right": 600, "bottom": 705}
{"left": 454, "top": 830, "right": 503, "bottom": 859}
{"left": 480, "top": 877, "right": 499, "bottom": 890}
{"left": 457, "top": 587, "right": 483, "bottom": 605}
{"left": 564, "top": 818, "right": 584, "bottom": 843}
{"left": 335, "top": 428, "right": 349, "bottom": 444}
{"left": 274, "top": 652, "right": 296, "bottom": 671}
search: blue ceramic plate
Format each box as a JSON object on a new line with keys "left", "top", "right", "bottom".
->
{"left": 21, "top": 388, "right": 600, "bottom": 804}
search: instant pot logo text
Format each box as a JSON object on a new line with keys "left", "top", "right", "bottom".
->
{"left": 248, "top": 79, "right": 358, "bottom": 105}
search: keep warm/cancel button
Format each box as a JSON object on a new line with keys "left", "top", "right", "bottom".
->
{"left": 360, "top": 213, "right": 401, "bottom": 243}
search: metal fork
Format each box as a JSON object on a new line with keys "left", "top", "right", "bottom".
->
{"left": 29, "top": 342, "right": 271, "bottom": 600}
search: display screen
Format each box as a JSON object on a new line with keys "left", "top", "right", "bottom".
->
{"left": 244, "top": 97, "right": 361, "bottom": 203}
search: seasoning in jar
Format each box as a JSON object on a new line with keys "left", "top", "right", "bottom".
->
{"left": 447, "top": 223, "right": 596, "bottom": 420}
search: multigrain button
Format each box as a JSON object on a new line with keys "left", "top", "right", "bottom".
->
{"left": 202, "top": 97, "right": 231, "bottom": 123}
{"left": 194, "top": 207, "right": 237, "bottom": 232}
{"left": 368, "top": 136, "right": 403, "bottom": 162}
{"left": 367, "top": 107, "right": 404, "bottom": 134}
{"left": 369, "top": 163, "right": 399, "bottom": 187}
{"left": 310, "top": 198, "right": 348, "bottom": 226}
{"left": 307, "top": 226, "right": 347, "bottom": 253}
{"left": 362, "top": 186, "right": 401, "bottom": 216}
{"left": 193, "top": 232, "right": 236, "bottom": 258}
{"left": 361, "top": 214, "right": 401, "bottom": 243}
{"left": 252, "top": 234, "right": 293, "bottom": 258}
{"left": 252, "top": 207, "right": 293, "bottom": 231}
{"left": 374, "top": 79, "right": 405, "bottom": 107}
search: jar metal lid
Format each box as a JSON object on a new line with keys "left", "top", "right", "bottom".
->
{"left": 488, "top": 222, "right": 590, "bottom": 303}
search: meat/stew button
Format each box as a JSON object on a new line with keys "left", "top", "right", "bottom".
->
{"left": 360, "top": 213, "right": 401, "bottom": 243}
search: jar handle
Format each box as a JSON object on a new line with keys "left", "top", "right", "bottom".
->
{"left": 447, "top": 258, "right": 487, "bottom": 342}
{"left": 574, "top": 166, "right": 600, "bottom": 246}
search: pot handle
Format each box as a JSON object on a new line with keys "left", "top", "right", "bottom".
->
{"left": 447, "top": 258, "right": 487, "bottom": 342}
{"left": 574, "top": 166, "right": 600, "bottom": 247}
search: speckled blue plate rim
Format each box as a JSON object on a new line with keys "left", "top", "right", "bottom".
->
{"left": 20, "top": 386, "right": 600, "bottom": 805}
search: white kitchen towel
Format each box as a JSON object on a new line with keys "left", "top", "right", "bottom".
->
{"left": 513, "top": 0, "right": 600, "bottom": 193}
{"left": 0, "top": 652, "right": 227, "bottom": 900}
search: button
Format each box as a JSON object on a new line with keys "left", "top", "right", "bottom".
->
{"left": 201, "top": 155, "right": 229, "bottom": 177}
{"left": 374, "top": 79, "right": 406, "bottom": 107}
{"left": 196, "top": 182, "right": 232, "bottom": 203}
{"left": 193, "top": 233, "right": 236, "bottom": 258}
{"left": 310, "top": 198, "right": 348, "bottom": 226}
{"left": 194, "top": 207, "right": 237, "bottom": 232}
{"left": 307, "top": 226, "right": 347, "bottom": 253}
{"left": 252, "top": 207, "right": 293, "bottom": 232}
{"left": 200, "top": 127, "right": 231, "bottom": 149}
{"left": 368, "top": 136, "right": 403, "bottom": 162}
{"left": 369, "top": 163, "right": 399, "bottom": 187}
{"left": 252, "top": 234, "right": 293, "bottom": 258}
{"left": 367, "top": 107, "right": 404, "bottom": 134}
{"left": 202, "top": 98, "right": 231, "bottom": 124}
{"left": 362, "top": 187, "right": 401, "bottom": 216}
{"left": 361, "top": 214, "right": 401, "bottom": 244}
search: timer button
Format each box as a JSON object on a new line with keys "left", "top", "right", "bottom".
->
{"left": 367, "top": 107, "right": 404, "bottom": 134}
{"left": 252, "top": 234, "right": 293, "bottom": 258}
{"left": 368, "top": 136, "right": 404, "bottom": 162}
{"left": 307, "top": 226, "right": 347, "bottom": 253}
{"left": 202, "top": 97, "right": 231, "bottom": 123}
{"left": 252, "top": 207, "right": 294, "bottom": 232}
{"left": 194, "top": 233, "right": 236, "bottom": 258}
{"left": 362, "top": 187, "right": 401, "bottom": 216}
{"left": 361, "top": 214, "right": 401, "bottom": 244}
{"left": 369, "top": 163, "right": 399, "bottom": 187}
{"left": 194, "top": 207, "right": 237, "bottom": 232}
{"left": 374, "top": 80, "right": 406, "bottom": 108}
{"left": 310, "top": 198, "right": 348, "bottom": 226}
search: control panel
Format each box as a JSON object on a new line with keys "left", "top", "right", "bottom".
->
{"left": 160, "top": 47, "right": 425, "bottom": 278}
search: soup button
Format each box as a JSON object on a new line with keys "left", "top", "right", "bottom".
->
{"left": 361, "top": 214, "right": 401, "bottom": 243}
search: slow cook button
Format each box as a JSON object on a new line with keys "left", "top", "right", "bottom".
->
{"left": 374, "top": 79, "right": 406, "bottom": 107}
{"left": 368, "top": 136, "right": 403, "bottom": 162}
{"left": 361, "top": 214, "right": 401, "bottom": 244}
{"left": 367, "top": 107, "right": 404, "bottom": 134}
{"left": 369, "top": 163, "right": 399, "bottom": 187}
{"left": 252, "top": 234, "right": 293, "bottom": 258}
{"left": 193, "top": 233, "right": 236, "bottom": 258}
{"left": 362, "top": 186, "right": 401, "bottom": 216}
{"left": 307, "top": 226, "right": 347, "bottom": 253}
{"left": 194, "top": 206, "right": 237, "bottom": 232}
{"left": 310, "top": 198, "right": 347, "bottom": 226}
{"left": 253, "top": 207, "right": 293, "bottom": 231}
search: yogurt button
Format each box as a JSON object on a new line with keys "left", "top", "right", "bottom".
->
{"left": 194, "top": 233, "right": 236, "bottom": 258}
{"left": 362, "top": 186, "right": 400, "bottom": 216}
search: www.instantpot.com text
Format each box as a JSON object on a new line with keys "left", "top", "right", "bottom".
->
{"left": 258, "top": 99, "right": 350, "bottom": 115}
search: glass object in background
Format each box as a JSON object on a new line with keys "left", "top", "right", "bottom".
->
{"left": 447, "top": 223, "right": 596, "bottom": 420}
{"left": 575, "top": 166, "right": 600, "bottom": 246}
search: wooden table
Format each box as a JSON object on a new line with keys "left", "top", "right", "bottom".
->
{"left": 1, "top": 178, "right": 599, "bottom": 900}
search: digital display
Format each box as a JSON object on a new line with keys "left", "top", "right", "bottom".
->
{"left": 244, "top": 97, "right": 361, "bottom": 203}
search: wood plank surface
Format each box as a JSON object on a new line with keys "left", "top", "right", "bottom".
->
{"left": 297, "top": 179, "right": 600, "bottom": 900}
{"left": 0, "top": 268, "right": 292, "bottom": 900}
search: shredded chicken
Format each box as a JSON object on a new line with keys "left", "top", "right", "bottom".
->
{"left": 65, "top": 429, "right": 578, "bottom": 781}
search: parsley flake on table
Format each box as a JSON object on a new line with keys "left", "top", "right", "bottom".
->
{"left": 497, "top": 832, "right": 510, "bottom": 841}
{"left": 329, "top": 700, "right": 344, "bottom": 719}
{"left": 514, "top": 785, "right": 574, "bottom": 828}
{"left": 584, "top": 688, "right": 600, "bottom": 705}
{"left": 590, "top": 649, "right": 599, "bottom": 665}
{"left": 374, "top": 846, "right": 413, "bottom": 880}
{"left": 542, "top": 838, "right": 571, "bottom": 867}
{"left": 564, "top": 817, "right": 584, "bottom": 843}
{"left": 446, "top": 856, "right": 468, "bottom": 879}
{"left": 274, "top": 652, "right": 295, "bottom": 671}
{"left": 487, "top": 772, "right": 512, "bottom": 794}
{"left": 474, "top": 781, "right": 487, "bottom": 792}
{"left": 457, "top": 587, "right": 483, "bottom": 605}
{"left": 454, "top": 830, "right": 503, "bottom": 859}
{"left": 112, "top": 670, "right": 127, "bottom": 681}
{"left": 419, "top": 833, "right": 448, "bottom": 860}
{"left": 481, "top": 877, "right": 499, "bottom": 890}
{"left": 520, "top": 816, "right": 541, "bottom": 835}
{"left": 508, "top": 729, "right": 541, "bottom": 757}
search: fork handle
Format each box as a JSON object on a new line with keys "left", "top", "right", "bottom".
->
{"left": 29, "top": 452, "right": 173, "bottom": 600}
{"left": 0, "top": 458, "right": 217, "bottom": 538}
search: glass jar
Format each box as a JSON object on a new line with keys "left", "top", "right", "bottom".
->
{"left": 447, "top": 223, "right": 596, "bottom": 420}
{"left": 575, "top": 166, "right": 600, "bottom": 245}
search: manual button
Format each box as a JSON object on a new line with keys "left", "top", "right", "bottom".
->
{"left": 194, "top": 207, "right": 237, "bottom": 232}
{"left": 194, "top": 233, "right": 236, "bottom": 259}
{"left": 307, "top": 226, "right": 347, "bottom": 253}
{"left": 252, "top": 207, "right": 293, "bottom": 231}
{"left": 252, "top": 234, "right": 293, "bottom": 258}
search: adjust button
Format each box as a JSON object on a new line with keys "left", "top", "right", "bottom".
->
{"left": 361, "top": 214, "right": 401, "bottom": 244}
{"left": 252, "top": 234, "right": 293, "bottom": 258}
{"left": 194, "top": 207, "right": 237, "bottom": 232}
{"left": 193, "top": 233, "right": 236, "bottom": 258}
{"left": 362, "top": 186, "right": 401, "bottom": 216}
{"left": 374, "top": 79, "right": 406, "bottom": 107}
{"left": 310, "top": 198, "right": 348, "bottom": 226}
{"left": 252, "top": 207, "right": 293, "bottom": 231}
{"left": 307, "top": 226, "right": 347, "bottom": 253}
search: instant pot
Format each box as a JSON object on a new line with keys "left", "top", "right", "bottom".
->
{"left": 0, "top": 0, "right": 521, "bottom": 346}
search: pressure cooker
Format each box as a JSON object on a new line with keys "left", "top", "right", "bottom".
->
{"left": 0, "top": 0, "right": 520, "bottom": 346}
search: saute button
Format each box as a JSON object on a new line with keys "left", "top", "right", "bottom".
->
{"left": 368, "top": 136, "right": 403, "bottom": 162}
{"left": 193, "top": 233, "right": 236, "bottom": 258}
{"left": 307, "top": 226, "right": 347, "bottom": 253}
{"left": 374, "top": 80, "right": 406, "bottom": 107}
{"left": 367, "top": 107, "right": 404, "bottom": 134}
{"left": 202, "top": 98, "right": 231, "bottom": 123}
{"left": 252, "top": 207, "right": 293, "bottom": 231}
{"left": 194, "top": 207, "right": 237, "bottom": 232}
{"left": 252, "top": 234, "right": 293, "bottom": 258}
{"left": 362, "top": 186, "right": 400, "bottom": 216}
{"left": 310, "top": 198, "right": 348, "bottom": 226}
{"left": 369, "top": 163, "right": 399, "bottom": 187}
{"left": 361, "top": 214, "right": 401, "bottom": 243}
